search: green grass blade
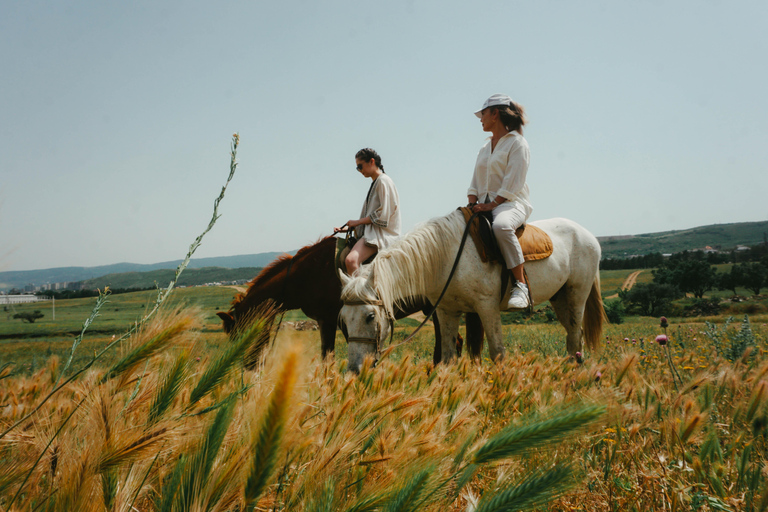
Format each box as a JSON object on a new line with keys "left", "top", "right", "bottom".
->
{"left": 306, "top": 477, "right": 336, "bottom": 512}
{"left": 244, "top": 349, "right": 299, "bottom": 507}
{"left": 157, "top": 454, "right": 186, "bottom": 512}
{"left": 149, "top": 352, "right": 189, "bottom": 423}
{"left": 101, "top": 316, "right": 192, "bottom": 383}
{"left": 343, "top": 491, "right": 392, "bottom": 512}
{"left": 475, "top": 465, "right": 575, "bottom": 512}
{"left": 175, "top": 394, "right": 237, "bottom": 511}
{"left": 188, "top": 309, "right": 274, "bottom": 408}
{"left": 382, "top": 465, "right": 433, "bottom": 512}
{"left": 473, "top": 405, "right": 605, "bottom": 465}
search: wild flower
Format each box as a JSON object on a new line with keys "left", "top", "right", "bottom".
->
{"left": 660, "top": 316, "right": 669, "bottom": 328}
{"left": 656, "top": 334, "right": 668, "bottom": 346}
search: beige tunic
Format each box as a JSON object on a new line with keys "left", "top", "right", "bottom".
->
{"left": 354, "top": 173, "right": 401, "bottom": 250}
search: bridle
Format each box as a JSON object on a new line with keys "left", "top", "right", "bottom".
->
{"left": 341, "top": 210, "right": 481, "bottom": 356}
{"left": 341, "top": 298, "right": 394, "bottom": 356}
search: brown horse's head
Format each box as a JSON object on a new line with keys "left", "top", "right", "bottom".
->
{"left": 217, "top": 311, "right": 236, "bottom": 334}
{"left": 216, "top": 236, "right": 339, "bottom": 337}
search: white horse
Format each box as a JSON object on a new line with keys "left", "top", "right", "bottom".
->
{"left": 338, "top": 210, "right": 605, "bottom": 372}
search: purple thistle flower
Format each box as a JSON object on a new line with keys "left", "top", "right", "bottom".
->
{"left": 660, "top": 316, "right": 669, "bottom": 328}
{"left": 575, "top": 351, "right": 583, "bottom": 364}
{"left": 595, "top": 371, "right": 602, "bottom": 382}
{"left": 655, "top": 334, "right": 668, "bottom": 346}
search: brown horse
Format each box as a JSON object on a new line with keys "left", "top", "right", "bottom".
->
{"left": 217, "top": 236, "right": 484, "bottom": 363}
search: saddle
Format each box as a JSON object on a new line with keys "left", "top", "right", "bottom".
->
{"left": 458, "top": 207, "right": 553, "bottom": 264}
{"left": 458, "top": 207, "right": 553, "bottom": 306}
{"left": 335, "top": 235, "right": 376, "bottom": 276}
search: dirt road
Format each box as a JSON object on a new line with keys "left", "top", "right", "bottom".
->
{"left": 606, "top": 270, "right": 643, "bottom": 299}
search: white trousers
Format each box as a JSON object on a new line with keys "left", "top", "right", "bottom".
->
{"left": 490, "top": 200, "right": 530, "bottom": 269}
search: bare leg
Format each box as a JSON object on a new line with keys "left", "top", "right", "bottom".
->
{"left": 511, "top": 263, "right": 526, "bottom": 285}
{"left": 345, "top": 238, "right": 377, "bottom": 275}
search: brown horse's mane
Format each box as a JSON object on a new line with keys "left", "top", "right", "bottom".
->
{"left": 230, "top": 235, "right": 336, "bottom": 307}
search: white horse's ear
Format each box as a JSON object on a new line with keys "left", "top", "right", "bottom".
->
{"left": 338, "top": 267, "right": 351, "bottom": 287}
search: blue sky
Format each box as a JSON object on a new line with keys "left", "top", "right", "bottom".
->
{"left": 1, "top": 1, "right": 766, "bottom": 272}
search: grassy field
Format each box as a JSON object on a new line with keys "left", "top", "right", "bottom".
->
{"left": 0, "top": 286, "right": 310, "bottom": 373}
{"left": 5, "top": 275, "right": 768, "bottom": 510}
{"left": 3, "top": 296, "right": 768, "bottom": 510}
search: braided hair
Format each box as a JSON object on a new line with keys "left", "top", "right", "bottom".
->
{"left": 355, "top": 148, "right": 384, "bottom": 172}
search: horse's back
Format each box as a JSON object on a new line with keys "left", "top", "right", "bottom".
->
{"left": 529, "top": 217, "right": 601, "bottom": 262}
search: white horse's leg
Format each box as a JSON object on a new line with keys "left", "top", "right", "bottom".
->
{"left": 437, "top": 310, "right": 461, "bottom": 363}
{"left": 476, "top": 304, "right": 505, "bottom": 362}
{"left": 550, "top": 282, "right": 591, "bottom": 356}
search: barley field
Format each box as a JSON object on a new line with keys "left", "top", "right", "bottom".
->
{"left": 3, "top": 281, "right": 768, "bottom": 511}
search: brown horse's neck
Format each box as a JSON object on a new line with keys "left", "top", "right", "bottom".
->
{"left": 235, "top": 237, "right": 338, "bottom": 314}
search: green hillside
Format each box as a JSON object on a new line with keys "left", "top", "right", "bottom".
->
{"left": 599, "top": 220, "right": 768, "bottom": 259}
{"left": 79, "top": 266, "right": 262, "bottom": 290}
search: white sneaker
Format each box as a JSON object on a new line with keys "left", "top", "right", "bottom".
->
{"left": 507, "top": 282, "right": 530, "bottom": 309}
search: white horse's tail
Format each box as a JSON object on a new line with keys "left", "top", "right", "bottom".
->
{"left": 583, "top": 273, "right": 606, "bottom": 351}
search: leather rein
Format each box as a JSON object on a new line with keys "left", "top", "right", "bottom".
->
{"left": 342, "top": 211, "right": 480, "bottom": 355}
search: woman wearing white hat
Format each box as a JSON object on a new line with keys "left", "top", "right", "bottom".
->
{"left": 467, "top": 94, "right": 533, "bottom": 309}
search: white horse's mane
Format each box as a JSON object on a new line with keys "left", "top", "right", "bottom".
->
{"left": 341, "top": 210, "right": 465, "bottom": 316}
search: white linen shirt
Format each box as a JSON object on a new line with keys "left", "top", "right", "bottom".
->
{"left": 355, "top": 173, "right": 401, "bottom": 250}
{"left": 467, "top": 130, "right": 532, "bottom": 217}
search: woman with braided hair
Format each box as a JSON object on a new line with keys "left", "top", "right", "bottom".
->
{"left": 334, "top": 148, "right": 401, "bottom": 274}
{"left": 467, "top": 94, "right": 533, "bottom": 309}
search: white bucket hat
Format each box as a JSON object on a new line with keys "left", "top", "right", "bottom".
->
{"left": 474, "top": 94, "right": 514, "bottom": 118}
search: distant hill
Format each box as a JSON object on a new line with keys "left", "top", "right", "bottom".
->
{"left": 0, "top": 251, "right": 289, "bottom": 291}
{"left": 79, "top": 267, "right": 264, "bottom": 290}
{"left": 599, "top": 220, "right": 768, "bottom": 259}
{"left": 3, "top": 220, "right": 767, "bottom": 291}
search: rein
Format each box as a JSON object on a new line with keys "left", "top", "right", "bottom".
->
{"left": 391, "top": 211, "right": 480, "bottom": 348}
{"left": 341, "top": 299, "right": 394, "bottom": 354}
{"left": 344, "top": 211, "right": 481, "bottom": 354}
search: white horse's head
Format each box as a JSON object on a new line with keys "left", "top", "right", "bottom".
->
{"left": 338, "top": 269, "right": 394, "bottom": 373}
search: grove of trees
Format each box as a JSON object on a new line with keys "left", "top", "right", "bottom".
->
{"left": 616, "top": 247, "right": 768, "bottom": 319}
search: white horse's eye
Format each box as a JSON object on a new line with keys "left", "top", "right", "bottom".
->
{"left": 366, "top": 311, "right": 375, "bottom": 323}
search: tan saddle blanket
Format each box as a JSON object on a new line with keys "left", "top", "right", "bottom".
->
{"left": 458, "top": 207, "right": 553, "bottom": 264}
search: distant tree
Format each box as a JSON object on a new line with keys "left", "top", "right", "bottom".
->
{"left": 717, "top": 266, "right": 743, "bottom": 296}
{"left": 620, "top": 283, "right": 683, "bottom": 317}
{"left": 604, "top": 300, "right": 625, "bottom": 324}
{"left": 739, "top": 262, "right": 768, "bottom": 295}
{"left": 654, "top": 258, "right": 718, "bottom": 298}
{"left": 13, "top": 310, "right": 44, "bottom": 323}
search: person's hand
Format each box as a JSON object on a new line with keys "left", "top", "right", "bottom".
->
{"left": 472, "top": 202, "right": 496, "bottom": 213}
{"left": 334, "top": 224, "right": 349, "bottom": 233}
{"left": 347, "top": 219, "right": 360, "bottom": 228}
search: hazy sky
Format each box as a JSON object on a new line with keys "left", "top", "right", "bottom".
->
{"left": 2, "top": 1, "right": 766, "bottom": 272}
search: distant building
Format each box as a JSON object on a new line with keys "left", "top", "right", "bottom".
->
{"left": 0, "top": 294, "right": 50, "bottom": 305}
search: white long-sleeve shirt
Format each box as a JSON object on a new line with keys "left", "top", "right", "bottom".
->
{"left": 355, "top": 173, "right": 401, "bottom": 250}
{"left": 467, "top": 130, "right": 532, "bottom": 217}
